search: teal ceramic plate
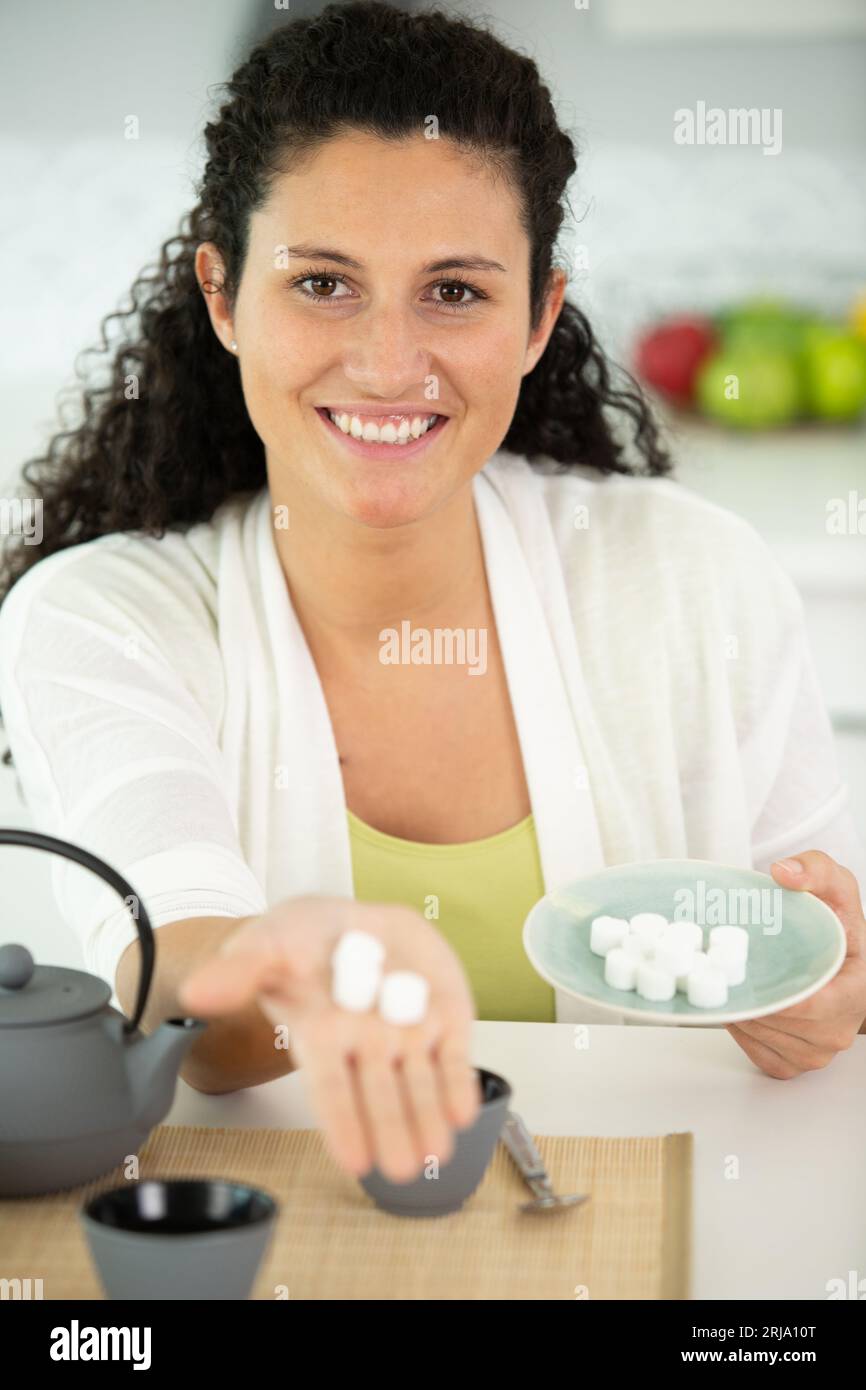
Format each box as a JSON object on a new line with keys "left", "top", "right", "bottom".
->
{"left": 523, "top": 859, "right": 847, "bottom": 1025}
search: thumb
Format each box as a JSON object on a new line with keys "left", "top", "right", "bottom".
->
{"left": 178, "top": 916, "right": 311, "bottom": 1015}
{"left": 771, "top": 851, "right": 866, "bottom": 960}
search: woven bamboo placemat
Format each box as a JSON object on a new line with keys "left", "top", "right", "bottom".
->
{"left": 1, "top": 1125, "right": 692, "bottom": 1300}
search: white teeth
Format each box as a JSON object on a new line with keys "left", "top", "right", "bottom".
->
{"left": 326, "top": 410, "right": 439, "bottom": 443}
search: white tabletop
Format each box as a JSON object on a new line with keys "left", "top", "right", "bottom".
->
{"left": 165, "top": 1021, "right": 866, "bottom": 1300}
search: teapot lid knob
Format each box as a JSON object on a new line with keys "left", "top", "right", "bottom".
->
{"left": 0, "top": 943, "right": 35, "bottom": 990}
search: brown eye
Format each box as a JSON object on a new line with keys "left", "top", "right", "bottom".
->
{"left": 429, "top": 279, "right": 485, "bottom": 312}
{"left": 289, "top": 270, "right": 353, "bottom": 304}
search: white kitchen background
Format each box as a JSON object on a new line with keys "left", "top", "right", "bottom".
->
{"left": 0, "top": 0, "right": 864, "bottom": 973}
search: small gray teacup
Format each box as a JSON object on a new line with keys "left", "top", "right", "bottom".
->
{"left": 359, "top": 1067, "right": 511, "bottom": 1217}
{"left": 81, "top": 1178, "right": 277, "bottom": 1300}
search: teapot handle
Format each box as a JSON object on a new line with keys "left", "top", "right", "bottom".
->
{"left": 0, "top": 828, "right": 154, "bottom": 1034}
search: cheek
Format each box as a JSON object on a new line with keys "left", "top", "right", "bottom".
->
{"left": 239, "top": 291, "right": 328, "bottom": 388}
{"left": 455, "top": 321, "right": 529, "bottom": 398}
{"left": 240, "top": 332, "right": 323, "bottom": 425}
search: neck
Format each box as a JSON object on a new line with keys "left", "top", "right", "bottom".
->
{"left": 268, "top": 473, "right": 489, "bottom": 656}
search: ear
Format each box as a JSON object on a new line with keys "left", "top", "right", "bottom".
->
{"left": 194, "top": 243, "right": 237, "bottom": 355}
{"left": 522, "top": 268, "right": 568, "bottom": 376}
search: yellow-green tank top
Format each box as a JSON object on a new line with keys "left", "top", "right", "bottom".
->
{"left": 347, "top": 808, "right": 555, "bottom": 1022}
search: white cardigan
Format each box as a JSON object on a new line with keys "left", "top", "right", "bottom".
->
{"left": 1, "top": 449, "right": 863, "bottom": 1025}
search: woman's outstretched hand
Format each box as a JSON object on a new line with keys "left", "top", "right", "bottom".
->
{"left": 726, "top": 851, "right": 866, "bottom": 1077}
{"left": 177, "top": 895, "right": 481, "bottom": 1182}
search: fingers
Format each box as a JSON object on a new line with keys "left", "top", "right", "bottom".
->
{"left": 742, "top": 997, "right": 860, "bottom": 1054}
{"left": 178, "top": 919, "right": 282, "bottom": 1015}
{"left": 727, "top": 1023, "right": 800, "bottom": 1079}
{"left": 178, "top": 911, "right": 321, "bottom": 1016}
{"left": 434, "top": 1031, "right": 482, "bottom": 1131}
{"left": 352, "top": 1048, "right": 474, "bottom": 1182}
{"left": 299, "top": 1000, "right": 477, "bottom": 1182}
{"left": 738, "top": 1005, "right": 827, "bottom": 1042}
{"left": 359, "top": 909, "right": 481, "bottom": 1138}
{"left": 727, "top": 1020, "right": 836, "bottom": 1077}
{"left": 354, "top": 1047, "right": 423, "bottom": 1182}
{"left": 399, "top": 1046, "right": 457, "bottom": 1170}
{"left": 299, "top": 1018, "right": 374, "bottom": 1177}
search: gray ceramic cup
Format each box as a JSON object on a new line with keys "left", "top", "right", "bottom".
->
{"left": 80, "top": 1178, "right": 277, "bottom": 1300}
{"left": 359, "top": 1067, "right": 512, "bottom": 1217}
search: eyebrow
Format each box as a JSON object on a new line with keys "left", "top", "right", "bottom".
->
{"left": 283, "top": 244, "right": 508, "bottom": 274}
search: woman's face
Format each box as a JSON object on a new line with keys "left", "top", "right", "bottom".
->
{"left": 198, "top": 129, "right": 565, "bottom": 529}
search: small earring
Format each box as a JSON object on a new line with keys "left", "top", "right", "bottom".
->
{"left": 230, "top": 340, "right": 237, "bottom": 352}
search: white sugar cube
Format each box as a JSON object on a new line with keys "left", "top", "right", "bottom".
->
{"left": 686, "top": 961, "right": 728, "bottom": 1008}
{"left": 629, "top": 912, "right": 669, "bottom": 935}
{"left": 706, "top": 944, "right": 747, "bottom": 986}
{"left": 590, "top": 906, "right": 751, "bottom": 1010}
{"left": 604, "top": 947, "right": 639, "bottom": 991}
{"left": 331, "top": 930, "right": 385, "bottom": 1012}
{"left": 636, "top": 959, "right": 676, "bottom": 1002}
{"left": 333, "top": 929, "right": 386, "bottom": 969}
{"left": 379, "top": 970, "right": 429, "bottom": 1026}
{"left": 332, "top": 963, "right": 381, "bottom": 1012}
{"left": 708, "top": 926, "right": 749, "bottom": 960}
{"left": 620, "top": 933, "right": 646, "bottom": 961}
{"left": 590, "top": 915, "right": 630, "bottom": 956}
{"left": 654, "top": 939, "right": 697, "bottom": 992}
{"left": 663, "top": 920, "right": 704, "bottom": 953}
{"left": 629, "top": 913, "right": 668, "bottom": 954}
{"left": 674, "top": 948, "right": 707, "bottom": 992}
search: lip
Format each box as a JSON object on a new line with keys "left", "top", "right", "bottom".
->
{"left": 318, "top": 403, "right": 448, "bottom": 417}
{"left": 314, "top": 406, "right": 449, "bottom": 461}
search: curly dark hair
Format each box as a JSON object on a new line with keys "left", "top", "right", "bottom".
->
{"left": 0, "top": 0, "right": 672, "bottom": 618}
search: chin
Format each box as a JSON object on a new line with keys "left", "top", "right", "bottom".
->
{"left": 320, "top": 467, "right": 449, "bottom": 529}
{"left": 339, "top": 488, "right": 439, "bottom": 530}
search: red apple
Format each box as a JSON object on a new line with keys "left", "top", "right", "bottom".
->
{"left": 635, "top": 317, "right": 719, "bottom": 406}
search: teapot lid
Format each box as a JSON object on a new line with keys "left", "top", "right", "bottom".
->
{"left": 0, "top": 943, "right": 111, "bottom": 1027}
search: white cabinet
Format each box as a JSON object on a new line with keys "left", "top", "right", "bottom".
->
{"left": 667, "top": 413, "right": 866, "bottom": 829}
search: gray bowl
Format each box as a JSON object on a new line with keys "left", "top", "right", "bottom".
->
{"left": 80, "top": 1178, "right": 277, "bottom": 1300}
{"left": 359, "top": 1067, "right": 511, "bottom": 1217}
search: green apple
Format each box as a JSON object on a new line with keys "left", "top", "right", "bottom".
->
{"left": 696, "top": 347, "right": 803, "bottom": 429}
{"left": 716, "top": 298, "right": 813, "bottom": 356}
{"left": 801, "top": 325, "right": 866, "bottom": 422}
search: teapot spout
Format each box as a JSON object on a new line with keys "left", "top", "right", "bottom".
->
{"left": 126, "top": 1016, "right": 208, "bottom": 1122}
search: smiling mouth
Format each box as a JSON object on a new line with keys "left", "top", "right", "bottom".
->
{"left": 318, "top": 407, "right": 442, "bottom": 443}
{"left": 313, "top": 406, "right": 449, "bottom": 459}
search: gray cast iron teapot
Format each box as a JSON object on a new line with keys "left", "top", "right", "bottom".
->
{"left": 0, "top": 828, "right": 207, "bottom": 1197}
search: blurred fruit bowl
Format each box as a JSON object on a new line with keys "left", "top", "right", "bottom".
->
{"left": 633, "top": 295, "right": 866, "bottom": 431}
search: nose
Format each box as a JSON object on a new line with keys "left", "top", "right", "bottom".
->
{"left": 341, "top": 301, "right": 433, "bottom": 395}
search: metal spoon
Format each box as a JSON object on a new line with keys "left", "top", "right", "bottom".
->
{"left": 500, "top": 1110, "right": 590, "bottom": 1214}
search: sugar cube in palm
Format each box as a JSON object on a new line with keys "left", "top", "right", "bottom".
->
{"left": 332, "top": 963, "right": 381, "bottom": 1011}
{"left": 379, "top": 970, "right": 429, "bottom": 1026}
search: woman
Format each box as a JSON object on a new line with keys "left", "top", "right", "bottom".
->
{"left": 1, "top": 2, "right": 864, "bottom": 1186}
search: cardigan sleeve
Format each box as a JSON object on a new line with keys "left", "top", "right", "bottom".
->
{"left": 0, "top": 539, "right": 268, "bottom": 991}
{"left": 732, "top": 538, "right": 866, "bottom": 906}
{"left": 748, "top": 621, "right": 866, "bottom": 905}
